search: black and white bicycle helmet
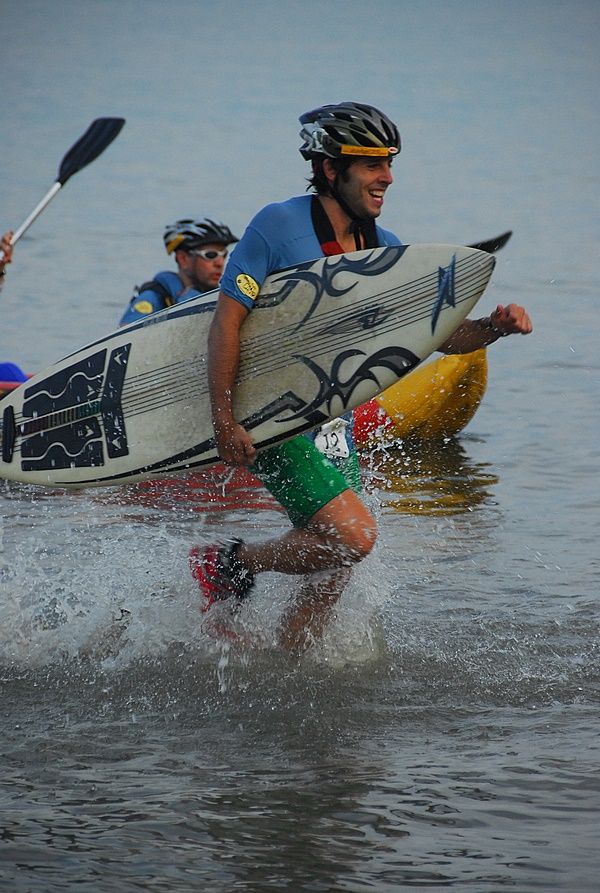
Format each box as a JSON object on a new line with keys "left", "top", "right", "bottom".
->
{"left": 163, "top": 218, "right": 239, "bottom": 255}
{"left": 299, "top": 102, "right": 400, "bottom": 160}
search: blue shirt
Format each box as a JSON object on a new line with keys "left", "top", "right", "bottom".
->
{"left": 119, "top": 270, "right": 205, "bottom": 325}
{"left": 220, "top": 194, "right": 403, "bottom": 455}
{"left": 221, "top": 194, "right": 401, "bottom": 310}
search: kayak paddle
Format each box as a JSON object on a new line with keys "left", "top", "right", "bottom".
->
{"left": 468, "top": 230, "right": 512, "bottom": 254}
{"left": 1, "top": 117, "right": 125, "bottom": 259}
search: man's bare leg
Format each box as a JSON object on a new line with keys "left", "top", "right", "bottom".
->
{"left": 235, "top": 489, "right": 377, "bottom": 575}
{"left": 234, "top": 489, "right": 377, "bottom": 652}
{"left": 277, "top": 566, "right": 352, "bottom": 654}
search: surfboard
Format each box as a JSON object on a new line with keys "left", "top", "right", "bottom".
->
{"left": 0, "top": 244, "right": 495, "bottom": 489}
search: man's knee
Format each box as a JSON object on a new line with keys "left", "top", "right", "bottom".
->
{"left": 310, "top": 492, "right": 378, "bottom": 563}
{"left": 344, "top": 512, "right": 377, "bottom": 562}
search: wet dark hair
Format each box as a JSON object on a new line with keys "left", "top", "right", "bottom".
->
{"left": 306, "top": 156, "right": 353, "bottom": 194}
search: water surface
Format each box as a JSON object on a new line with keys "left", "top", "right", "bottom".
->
{"left": 1, "top": 2, "right": 599, "bottom": 891}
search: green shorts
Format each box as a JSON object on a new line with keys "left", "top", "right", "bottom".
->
{"left": 251, "top": 435, "right": 362, "bottom": 528}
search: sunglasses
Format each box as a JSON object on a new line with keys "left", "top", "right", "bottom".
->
{"left": 188, "top": 248, "right": 228, "bottom": 261}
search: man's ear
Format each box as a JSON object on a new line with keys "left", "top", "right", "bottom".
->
{"left": 174, "top": 248, "right": 190, "bottom": 270}
{"left": 321, "top": 158, "right": 337, "bottom": 189}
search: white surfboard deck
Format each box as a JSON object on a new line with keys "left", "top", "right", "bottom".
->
{"left": 0, "top": 244, "right": 494, "bottom": 488}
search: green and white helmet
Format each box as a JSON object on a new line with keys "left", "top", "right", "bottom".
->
{"left": 163, "top": 218, "right": 238, "bottom": 255}
{"left": 299, "top": 102, "right": 400, "bottom": 160}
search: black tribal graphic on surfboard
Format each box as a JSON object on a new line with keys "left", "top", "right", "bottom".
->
{"left": 255, "top": 245, "right": 406, "bottom": 326}
{"left": 4, "top": 342, "right": 417, "bottom": 475}
{"left": 2, "top": 345, "right": 130, "bottom": 472}
{"left": 0, "top": 244, "right": 495, "bottom": 487}
{"left": 279, "top": 346, "right": 419, "bottom": 424}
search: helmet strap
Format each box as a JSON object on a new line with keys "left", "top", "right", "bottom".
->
{"left": 319, "top": 159, "right": 377, "bottom": 251}
{"left": 310, "top": 195, "right": 378, "bottom": 256}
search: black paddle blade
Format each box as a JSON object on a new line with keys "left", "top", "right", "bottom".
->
{"left": 468, "top": 230, "right": 512, "bottom": 254}
{"left": 57, "top": 117, "right": 126, "bottom": 185}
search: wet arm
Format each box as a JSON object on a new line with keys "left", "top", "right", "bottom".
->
{"left": 207, "top": 293, "right": 257, "bottom": 465}
{"left": 439, "top": 303, "right": 533, "bottom": 354}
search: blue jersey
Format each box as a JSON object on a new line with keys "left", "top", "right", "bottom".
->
{"left": 119, "top": 270, "right": 204, "bottom": 325}
{"left": 220, "top": 194, "right": 403, "bottom": 457}
{"left": 221, "top": 194, "right": 401, "bottom": 310}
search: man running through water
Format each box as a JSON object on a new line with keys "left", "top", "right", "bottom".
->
{"left": 189, "top": 101, "right": 532, "bottom": 653}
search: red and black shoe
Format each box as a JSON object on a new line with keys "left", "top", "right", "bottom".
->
{"left": 188, "top": 538, "right": 255, "bottom": 613}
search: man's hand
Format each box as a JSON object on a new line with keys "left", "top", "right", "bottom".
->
{"left": 490, "top": 303, "right": 533, "bottom": 336}
{"left": 0, "top": 231, "right": 14, "bottom": 272}
{"left": 214, "top": 416, "right": 257, "bottom": 466}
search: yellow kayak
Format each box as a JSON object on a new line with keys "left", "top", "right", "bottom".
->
{"left": 353, "top": 349, "right": 488, "bottom": 446}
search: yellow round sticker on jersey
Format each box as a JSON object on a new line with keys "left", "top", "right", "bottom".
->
{"left": 236, "top": 273, "right": 260, "bottom": 301}
{"left": 133, "top": 300, "right": 154, "bottom": 315}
